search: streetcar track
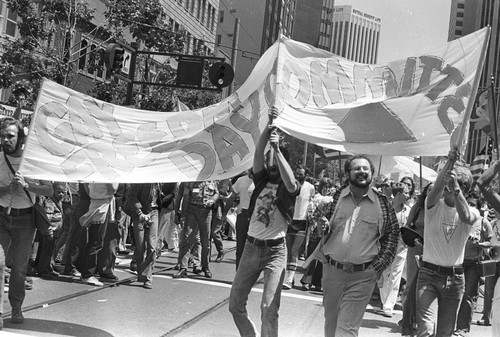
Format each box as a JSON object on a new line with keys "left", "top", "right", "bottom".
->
{"left": 4, "top": 246, "right": 237, "bottom": 319}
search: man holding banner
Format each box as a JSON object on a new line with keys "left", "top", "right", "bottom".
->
{"left": 416, "top": 145, "right": 478, "bottom": 337}
{"left": 0, "top": 117, "right": 53, "bottom": 325}
{"left": 228, "top": 108, "right": 299, "bottom": 337}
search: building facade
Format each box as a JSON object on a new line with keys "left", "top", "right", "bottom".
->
{"left": 329, "top": 5, "right": 381, "bottom": 64}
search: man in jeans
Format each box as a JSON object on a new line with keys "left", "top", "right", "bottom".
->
{"left": 416, "top": 145, "right": 478, "bottom": 337}
{"left": 228, "top": 108, "right": 300, "bottom": 337}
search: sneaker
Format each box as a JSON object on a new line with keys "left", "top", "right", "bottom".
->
{"left": 282, "top": 280, "right": 293, "bottom": 290}
{"left": 129, "top": 261, "right": 137, "bottom": 272}
{"left": 173, "top": 269, "right": 188, "bottom": 279}
{"left": 82, "top": 276, "right": 104, "bottom": 287}
{"left": 192, "top": 266, "right": 202, "bottom": 274}
{"left": 143, "top": 280, "right": 152, "bottom": 289}
{"left": 99, "top": 273, "right": 118, "bottom": 281}
{"left": 203, "top": 268, "right": 212, "bottom": 278}
{"left": 62, "top": 268, "right": 81, "bottom": 278}
{"left": 11, "top": 309, "right": 24, "bottom": 324}
{"left": 476, "top": 319, "right": 491, "bottom": 326}
{"left": 24, "top": 281, "right": 33, "bottom": 290}
{"left": 382, "top": 311, "right": 392, "bottom": 318}
{"left": 215, "top": 251, "right": 225, "bottom": 262}
{"left": 452, "top": 329, "right": 468, "bottom": 337}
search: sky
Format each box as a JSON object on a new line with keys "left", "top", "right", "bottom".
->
{"left": 340, "top": 0, "right": 452, "bottom": 63}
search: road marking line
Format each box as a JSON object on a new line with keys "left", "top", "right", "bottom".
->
{"left": 154, "top": 275, "right": 323, "bottom": 302}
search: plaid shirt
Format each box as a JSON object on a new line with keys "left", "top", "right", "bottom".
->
{"left": 322, "top": 184, "right": 400, "bottom": 276}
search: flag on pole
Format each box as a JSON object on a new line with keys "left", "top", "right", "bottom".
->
{"left": 469, "top": 148, "right": 490, "bottom": 181}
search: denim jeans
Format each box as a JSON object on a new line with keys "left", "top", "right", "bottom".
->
{"left": 133, "top": 209, "right": 158, "bottom": 282}
{"left": 0, "top": 212, "right": 36, "bottom": 310}
{"left": 482, "top": 262, "right": 500, "bottom": 321}
{"left": 416, "top": 266, "right": 465, "bottom": 337}
{"left": 456, "top": 259, "right": 481, "bottom": 331}
{"left": 229, "top": 240, "right": 286, "bottom": 337}
{"left": 178, "top": 205, "right": 211, "bottom": 270}
{"left": 323, "top": 263, "right": 378, "bottom": 337}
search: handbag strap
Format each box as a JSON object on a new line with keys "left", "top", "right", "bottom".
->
{"left": 4, "top": 153, "right": 33, "bottom": 205}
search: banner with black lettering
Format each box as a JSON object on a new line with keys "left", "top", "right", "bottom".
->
{"left": 19, "top": 27, "right": 489, "bottom": 183}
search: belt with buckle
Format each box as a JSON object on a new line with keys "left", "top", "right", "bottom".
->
{"left": 0, "top": 205, "right": 33, "bottom": 217}
{"left": 421, "top": 261, "right": 464, "bottom": 275}
{"left": 247, "top": 236, "right": 284, "bottom": 247}
{"left": 325, "top": 255, "right": 371, "bottom": 273}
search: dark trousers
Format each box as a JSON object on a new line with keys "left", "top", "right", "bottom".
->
{"left": 97, "top": 220, "right": 119, "bottom": 275}
{"left": 456, "top": 259, "right": 482, "bottom": 331}
{"left": 211, "top": 209, "right": 224, "bottom": 255}
{"left": 235, "top": 209, "right": 249, "bottom": 270}
{"left": 81, "top": 221, "right": 108, "bottom": 278}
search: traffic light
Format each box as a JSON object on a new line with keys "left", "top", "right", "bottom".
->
{"left": 209, "top": 61, "right": 234, "bottom": 88}
{"left": 104, "top": 43, "right": 125, "bottom": 73}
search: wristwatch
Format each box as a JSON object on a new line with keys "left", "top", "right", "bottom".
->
{"left": 454, "top": 187, "right": 461, "bottom": 195}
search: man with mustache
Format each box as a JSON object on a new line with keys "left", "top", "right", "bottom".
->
{"left": 317, "top": 154, "right": 399, "bottom": 337}
{"left": 229, "top": 108, "right": 300, "bottom": 337}
{"left": 0, "top": 117, "right": 53, "bottom": 327}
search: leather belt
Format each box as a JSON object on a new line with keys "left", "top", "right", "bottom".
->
{"left": 247, "top": 236, "right": 284, "bottom": 247}
{"left": 325, "top": 255, "right": 371, "bottom": 273}
{"left": 421, "top": 261, "right": 464, "bottom": 275}
{"left": 0, "top": 205, "right": 33, "bottom": 217}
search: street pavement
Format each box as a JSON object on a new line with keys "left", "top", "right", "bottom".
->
{"left": 0, "top": 240, "right": 494, "bottom": 337}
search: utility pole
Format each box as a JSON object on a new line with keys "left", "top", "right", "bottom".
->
{"left": 228, "top": 18, "right": 240, "bottom": 96}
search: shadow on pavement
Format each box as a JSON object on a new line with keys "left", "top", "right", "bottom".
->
{"left": 4, "top": 318, "right": 114, "bottom": 336}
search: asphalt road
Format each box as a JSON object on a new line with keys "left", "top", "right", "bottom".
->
{"left": 0, "top": 240, "right": 493, "bottom": 337}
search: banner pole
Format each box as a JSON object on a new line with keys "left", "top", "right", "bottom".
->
{"left": 456, "top": 27, "right": 491, "bottom": 152}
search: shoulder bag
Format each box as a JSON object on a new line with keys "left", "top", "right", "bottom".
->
{"left": 4, "top": 153, "right": 51, "bottom": 236}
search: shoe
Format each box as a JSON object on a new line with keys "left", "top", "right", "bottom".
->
{"left": 452, "top": 329, "right": 468, "bottom": 337}
{"left": 192, "top": 266, "right": 202, "bottom": 274}
{"left": 143, "top": 280, "right": 152, "bottom": 289}
{"left": 173, "top": 269, "right": 188, "bottom": 279}
{"left": 173, "top": 264, "right": 180, "bottom": 270}
{"left": 82, "top": 276, "right": 104, "bottom": 287}
{"left": 25, "top": 276, "right": 33, "bottom": 284}
{"left": 38, "top": 271, "right": 60, "bottom": 280}
{"left": 282, "top": 280, "right": 293, "bottom": 290}
{"left": 100, "top": 273, "right": 118, "bottom": 281}
{"left": 300, "top": 282, "right": 310, "bottom": 291}
{"left": 130, "top": 261, "right": 137, "bottom": 272}
{"left": 382, "top": 311, "right": 392, "bottom": 318}
{"left": 476, "top": 319, "right": 491, "bottom": 326}
{"left": 11, "top": 309, "right": 24, "bottom": 324}
{"left": 24, "top": 281, "right": 33, "bottom": 290}
{"left": 203, "top": 268, "right": 212, "bottom": 278}
{"left": 215, "top": 251, "right": 225, "bottom": 262}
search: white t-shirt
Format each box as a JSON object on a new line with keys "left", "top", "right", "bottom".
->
{"left": 248, "top": 182, "right": 287, "bottom": 240}
{"left": 232, "top": 175, "right": 254, "bottom": 211}
{"left": 293, "top": 181, "right": 316, "bottom": 220}
{"left": 423, "top": 198, "right": 477, "bottom": 267}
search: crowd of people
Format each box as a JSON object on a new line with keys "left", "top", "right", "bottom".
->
{"left": 1, "top": 112, "right": 500, "bottom": 337}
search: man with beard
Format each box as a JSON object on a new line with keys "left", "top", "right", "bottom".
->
{"left": 0, "top": 117, "right": 53, "bottom": 326}
{"left": 229, "top": 108, "right": 300, "bottom": 337}
{"left": 317, "top": 154, "right": 399, "bottom": 337}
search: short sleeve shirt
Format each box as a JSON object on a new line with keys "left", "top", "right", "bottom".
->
{"left": 248, "top": 181, "right": 287, "bottom": 240}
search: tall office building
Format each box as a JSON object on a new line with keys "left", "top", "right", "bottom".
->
{"left": 448, "top": 0, "right": 500, "bottom": 163}
{"left": 216, "top": 0, "right": 295, "bottom": 92}
{"left": 329, "top": 5, "right": 381, "bottom": 64}
{"left": 292, "top": 0, "right": 335, "bottom": 51}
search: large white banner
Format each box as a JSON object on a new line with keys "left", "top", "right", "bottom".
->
{"left": 20, "top": 28, "right": 489, "bottom": 183}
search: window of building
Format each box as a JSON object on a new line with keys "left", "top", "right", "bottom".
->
{"left": 457, "top": 11, "right": 464, "bottom": 17}
{"left": 219, "top": 10, "right": 224, "bottom": 23}
{"left": 1, "top": 1, "right": 17, "bottom": 38}
{"left": 456, "top": 20, "right": 463, "bottom": 26}
{"left": 211, "top": 7, "right": 216, "bottom": 31}
{"left": 79, "top": 39, "right": 88, "bottom": 70}
{"left": 185, "top": 0, "right": 190, "bottom": 10}
{"left": 216, "top": 34, "right": 222, "bottom": 45}
{"left": 455, "top": 28, "right": 462, "bottom": 35}
{"left": 457, "top": 3, "right": 464, "bottom": 9}
{"left": 197, "top": 0, "right": 201, "bottom": 20}
{"left": 201, "top": 0, "right": 206, "bottom": 24}
{"left": 206, "top": 4, "right": 212, "bottom": 28}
